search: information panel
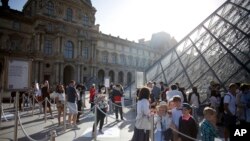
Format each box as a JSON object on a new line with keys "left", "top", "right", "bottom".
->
{"left": 104, "top": 77, "right": 110, "bottom": 88}
{"left": 7, "top": 59, "right": 30, "bottom": 90}
{"left": 135, "top": 71, "right": 144, "bottom": 88}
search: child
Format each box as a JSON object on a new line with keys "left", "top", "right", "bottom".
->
{"left": 154, "top": 101, "right": 172, "bottom": 141}
{"left": 178, "top": 103, "right": 198, "bottom": 141}
{"left": 170, "top": 96, "right": 182, "bottom": 141}
{"left": 200, "top": 107, "right": 219, "bottom": 141}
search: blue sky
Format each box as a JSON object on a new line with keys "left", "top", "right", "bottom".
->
{"left": 5, "top": 0, "right": 226, "bottom": 42}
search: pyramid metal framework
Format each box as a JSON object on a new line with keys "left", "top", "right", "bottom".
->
{"left": 144, "top": 0, "right": 250, "bottom": 96}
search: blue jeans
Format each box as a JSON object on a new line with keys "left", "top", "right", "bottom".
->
{"left": 154, "top": 130, "right": 164, "bottom": 141}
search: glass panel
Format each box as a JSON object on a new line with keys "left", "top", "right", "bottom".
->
{"left": 193, "top": 70, "right": 220, "bottom": 102}
{"left": 236, "top": 14, "right": 250, "bottom": 34}
{"left": 186, "top": 57, "right": 209, "bottom": 83}
{"left": 146, "top": 64, "right": 162, "bottom": 82}
{"left": 172, "top": 72, "right": 191, "bottom": 90}
{"left": 225, "top": 67, "right": 250, "bottom": 86}
{"left": 180, "top": 47, "right": 199, "bottom": 68}
{"left": 164, "top": 60, "right": 183, "bottom": 83}
{"left": 161, "top": 50, "right": 177, "bottom": 69}
{"left": 213, "top": 54, "right": 242, "bottom": 83}
{"left": 176, "top": 39, "right": 192, "bottom": 56}
{"left": 203, "top": 43, "right": 227, "bottom": 66}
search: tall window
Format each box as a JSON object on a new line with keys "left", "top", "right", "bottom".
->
{"left": 83, "top": 47, "right": 88, "bottom": 60}
{"left": 66, "top": 8, "right": 73, "bottom": 21}
{"left": 83, "top": 14, "right": 89, "bottom": 26}
{"left": 111, "top": 54, "right": 117, "bottom": 64}
{"left": 44, "top": 39, "right": 53, "bottom": 55}
{"left": 128, "top": 56, "right": 133, "bottom": 66}
{"left": 102, "top": 52, "right": 108, "bottom": 64}
{"left": 64, "top": 41, "right": 73, "bottom": 58}
{"left": 46, "top": 1, "right": 54, "bottom": 16}
{"left": 120, "top": 54, "right": 126, "bottom": 65}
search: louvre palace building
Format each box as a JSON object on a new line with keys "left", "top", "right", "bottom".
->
{"left": 0, "top": 0, "right": 177, "bottom": 89}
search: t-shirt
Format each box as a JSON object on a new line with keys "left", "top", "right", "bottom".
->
{"left": 66, "top": 86, "right": 77, "bottom": 103}
{"left": 224, "top": 92, "right": 236, "bottom": 115}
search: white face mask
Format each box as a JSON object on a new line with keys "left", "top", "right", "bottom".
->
{"left": 101, "top": 89, "right": 105, "bottom": 93}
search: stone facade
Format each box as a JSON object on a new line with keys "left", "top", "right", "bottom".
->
{"left": 0, "top": 0, "right": 176, "bottom": 89}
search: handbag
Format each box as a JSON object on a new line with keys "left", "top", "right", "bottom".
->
{"left": 135, "top": 115, "right": 151, "bottom": 130}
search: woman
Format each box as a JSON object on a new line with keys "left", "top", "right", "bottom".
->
{"left": 41, "top": 80, "right": 53, "bottom": 118}
{"left": 131, "top": 87, "right": 152, "bottom": 141}
{"left": 92, "top": 85, "right": 108, "bottom": 135}
{"left": 55, "top": 84, "right": 66, "bottom": 126}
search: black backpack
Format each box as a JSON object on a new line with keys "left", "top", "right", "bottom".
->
{"left": 218, "top": 94, "right": 231, "bottom": 112}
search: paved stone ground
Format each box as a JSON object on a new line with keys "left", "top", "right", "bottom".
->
{"left": 0, "top": 93, "right": 136, "bottom": 141}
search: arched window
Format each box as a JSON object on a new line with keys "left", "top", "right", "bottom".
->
{"left": 118, "top": 71, "right": 124, "bottom": 84}
{"left": 127, "top": 72, "right": 132, "bottom": 85}
{"left": 46, "top": 1, "right": 54, "bottom": 16}
{"left": 66, "top": 8, "right": 73, "bottom": 21}
{"left": 83, "top": 14, "right": 89, "bottom": 26}
{"left": 64, "top": 41, "right": 74, "bottom": 58}
{"left": 109, "top": 70, "right": 115, "bottom": 83}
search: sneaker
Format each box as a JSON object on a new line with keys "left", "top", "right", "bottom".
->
{"left": 99, "top": 130, "right": 104, "bottom": 134}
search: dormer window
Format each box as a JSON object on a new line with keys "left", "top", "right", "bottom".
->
{"left": 66, "top": 8, "right": 73, "bottom": 21}
{"left": 46, "top": 1, "right": 54, "bottom": 16}
{"left": 83, "top": 14, "right": 89, "bottom": 26}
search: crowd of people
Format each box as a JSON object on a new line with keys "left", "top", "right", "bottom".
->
{"left": 132, "top": 81, "right": 250, "bottom": 141}
{"left": 9, "top": 79, "right": 250, "bottom": 141}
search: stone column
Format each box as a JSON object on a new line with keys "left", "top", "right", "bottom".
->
{"left": 39, "top": 62, "right": 43, "bottom": 82}
{"left": 77, "top": 64, "right": 80, "bottom": 83}
{"left": 55, "top": 62, "right": 60, "bottom": 83}
{"left": 40, "top": 33, "right": 44, "bottom": 52}
{"left": 59, "top": 63, "right": 64, "bottom": 84}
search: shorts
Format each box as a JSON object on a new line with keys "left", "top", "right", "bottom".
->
{"left": 67, "top": 102, "right": 78, "bottom": 114}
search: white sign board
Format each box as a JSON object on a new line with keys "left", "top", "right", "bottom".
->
{"left": 7, "top": 60, "right": 30, "bottom": 90}
{"left": 104, "top": 77, "right": 110, "bottom": 88}
{"left": 135, "top": 71, "right": 144, "bottom": 88}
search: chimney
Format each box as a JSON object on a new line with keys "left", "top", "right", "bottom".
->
{"left": 1, "top": 0, "right": 10, "bottom": 9}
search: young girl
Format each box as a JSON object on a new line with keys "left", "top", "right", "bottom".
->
{"left": 178, "top": 103, "right": 198, "bottom": 141}
{"left": 154, "top": 101, "right": 172, "bottom": 141}
{"left": 55, "top": 84, "right": 66, "bottom": 126}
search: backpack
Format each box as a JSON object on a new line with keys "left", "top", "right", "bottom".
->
{"left": 218, "top": 94, "right": 231, "bottom": 112}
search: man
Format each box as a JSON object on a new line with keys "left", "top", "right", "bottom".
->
{"left": 66, "top": 80, "right": 79, "bottom": 129}
{"left": 166, "top": 84, "right": 184, "bottom": 103}
{"left": 151, "top": 82, "right": 161, "bottom": 103}
{"left": 223, "top": 83, "right": 237, "bottom": 141}
{"left": 111, "top": 84, "right": 124, "bottom": 121}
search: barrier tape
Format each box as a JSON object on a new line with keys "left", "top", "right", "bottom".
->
{"left": 110, "top": 101, "right": 137, "bottom": 108}
{"left": 17, "top": 111, "right": 49, "bottom": 141}
{"left": 96, "top": 105, "right": 136, "bottom": 122}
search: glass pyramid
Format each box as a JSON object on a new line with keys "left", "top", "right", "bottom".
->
{"left": 142, "top": 0, "right": 250, "bottom": 100}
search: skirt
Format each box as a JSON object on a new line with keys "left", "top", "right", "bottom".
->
{"left": 131, "top": 127, "right": 150, "bottom": 141}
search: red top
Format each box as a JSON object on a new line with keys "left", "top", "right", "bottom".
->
{"left": 89, "top": 87, "right": 96, "bottom": 102}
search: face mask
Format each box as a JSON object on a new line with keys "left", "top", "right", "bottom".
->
{"left": 101, "top": 89, "right": 105, "bottom": 93}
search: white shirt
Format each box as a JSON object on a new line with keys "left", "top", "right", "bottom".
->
{"left": 154, "top": 114, "right": 171, "bottom": 131}
{"left": 190, "top": 94, "right": 199, "bottom": 108}
{"left": 209, "top": 96, "right": 220, "bottom": 108}
{"left": 136, "top": 99, "right": 150, "bottom": 120}
{"left": 56, "top": 92, "right": 66, "bottom": 102}
{"left": 166, "top": 90, "right": 184, "bottom": 103}
{"left": 224, "top": 92, "right": 236, "bottom": 115}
